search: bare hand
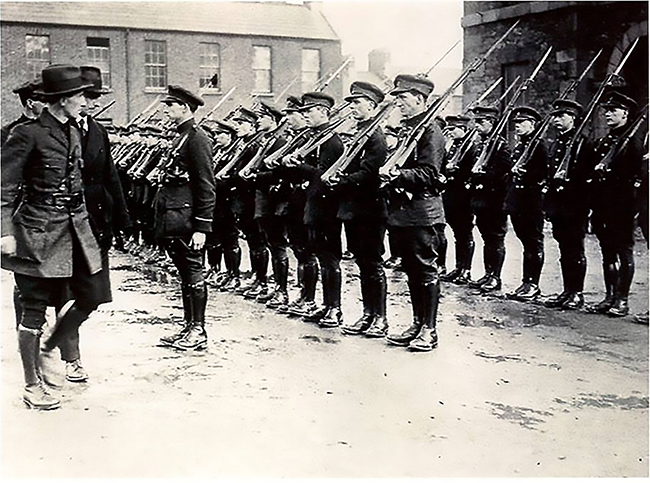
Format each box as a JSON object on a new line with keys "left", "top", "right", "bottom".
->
{"left": 1, "top": 235, "right": 16, "bottom": 256}
{"left": 190, "top": 232, "right": 206, "bottom": 251}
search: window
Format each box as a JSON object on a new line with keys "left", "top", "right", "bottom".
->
{"left": 144, "top": 40, "right": 167, "bottom": 89}
{"left": 252, "top": 45, "right": 272, "bottom": 93}
{"left": 199, "top": 42, "right": 221, "bottom": 90}
{"left": 25, "top": 34, "right": 50, "bottom": 80}
{"left": 87, "top": 37, "right": 111, "bottom": 88}
{"left": 301, "top": 48, "right": 321, "bottom": 92}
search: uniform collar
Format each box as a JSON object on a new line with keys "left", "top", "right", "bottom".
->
{"left": 177, "top": 118, "right": 195, "bottom": 134}
{"left": 402, "top": 110, "right": 427, "bottom": 128}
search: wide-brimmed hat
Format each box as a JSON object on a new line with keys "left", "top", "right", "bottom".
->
{"left": 80, "top": 66, "right": 111, "bottom": 96}
{"left": 35, "top": 64, "right": 93, "bottom": 97}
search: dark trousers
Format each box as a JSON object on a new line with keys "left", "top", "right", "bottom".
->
{"left": 345, "top": 217, "right": 387, "bottom": 316}
{"left": 388, "top": 224, "right": 444, "bottom": 285}
{"left": 308, "top": 220, "right": 342, "bottom": 307}
{"left": 475, "top": 205, "right": 508, "bottom": 278}
{"left": 592, "top": 210, "right": 636, "bottom": 299}
{"left": 287, "top": 216, "right": 318, "bottom": 301}
{"left": 161, "top": 236, "right": 206, "bottom": 287}
{"left": 445, "top": 204, "right": 475, "bottom": 270}
{"left": 550, "top": 213, "right": 588, "bottom": 292}
{"left": 238, "top": 216, "right": 269, "bottom": 283}
{"left": 511, "top": 210, "right": 545, "bottom": 284}
{"left": 259, "top": 215, "right": 290, "bottom": 291}
{"left": 206, "top": 216, "right": 240, "bottom": 273}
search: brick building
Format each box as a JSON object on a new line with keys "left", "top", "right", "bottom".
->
{"left": 461, "top": 1, "right": 648, "bottom": 139}
{"left": 0, "top": 1, "right": 343, "bottom": 126}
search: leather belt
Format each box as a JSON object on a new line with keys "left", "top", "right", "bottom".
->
{"left": 26, "top": 191, "right": 84, "bottom": 208}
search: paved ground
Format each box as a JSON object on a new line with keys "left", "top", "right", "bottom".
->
{"left": 1, "top": 224, "right": 648, "bottom": 477}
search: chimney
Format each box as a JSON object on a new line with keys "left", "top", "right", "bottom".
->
{"left": 368, "top": 49, "right": 390, "bottom": 79}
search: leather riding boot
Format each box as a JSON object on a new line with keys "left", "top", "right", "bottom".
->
{"left": 159, "top": 284, "right": 193, "bottom": 346}
{"left": 275, "top": 256, "right": 289, "bottom": 293}
{"left": 172, "top": 283, "right": 208, "bottom": 351}
{"left": 319, "top": 306, "right": 343, "bottom": 328}
{"left": 589, "top": 263, "right": 618, "bottom": 313}
{"left": 386, "top": 318, "right": 422, "bottom": 346}
{"left": 42, "top": 304, "right": 91, "bottom": 353}
{"left": 343, "top": 273, "right": 373, "bottom": 334}
{"left": 408, "top": 281, "right": 440, "bottom": 351}
{"left": 257, "top": 248, "right": 269, "bottom": 285}
{"left": 303, "top": 259, "right": 318, "bottom": 302}
{"left": 19, "top": 326, "right": 60, "bottom": 410}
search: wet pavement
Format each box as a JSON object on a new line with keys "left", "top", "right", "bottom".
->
{"left": 1, "top": 225, "right": 648, "bottom": 477}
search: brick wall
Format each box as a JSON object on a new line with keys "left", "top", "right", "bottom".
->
{"left": 1, "top": 22, "right": 342, "bottom": 126}
{"left": 462, "top": 1, "right": 648, "bottom": 140}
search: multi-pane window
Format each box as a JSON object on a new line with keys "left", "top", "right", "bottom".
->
{"left": 252, "top": 45, "right": 272, "bottom": 93}
{"left": 25, "top": 34, "right": 50, "bottom": 80}
{"left": 199, "top": 42, "right": 221, "bottom": 90}
{"left": 144, "top": 40, "right": 167, "bottom": 89}
{"left": 302, "top": 48, "right": 321, "bottom": 92}
{"left": 87, "top": 37, "right": 111, "bottom": 88}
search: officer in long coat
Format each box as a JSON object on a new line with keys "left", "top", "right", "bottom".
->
{"left": 155, "top": 85, "right": 216, "bottom": 351}
{"left": 1, "top": 64, "right": 102, "bottom": 410}
{"left": 381, "top": 74, "right": 446, "bottom": 352}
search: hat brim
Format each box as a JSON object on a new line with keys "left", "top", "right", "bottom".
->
{"left": 600, "top": 102, "right": 632, "bottom": 110}
{"left": 512, "top": 116, "right": 538, "bottom": 123}
{"left": 86, "top": 87, "right": 111, "bottom": 96}
{"left": 34, "top": 82, "right": 94, "bottom": 98}
{"left": 161, "top": 95, "right": 185, "bottom": 105}
{"left": 298, "top": 102, "right": 332, "bottom": 112}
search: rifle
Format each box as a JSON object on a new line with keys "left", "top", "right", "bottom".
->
{"left": 93, "top": 99, "right": 116, "bottom": 119}
{"left": 594, "top": 103, "right": 648, "bottom": 180}
{"left": 314, "top": 57, "right": 353, "bottom": 92}
{"left": 512, "top": 49, "right": 603, "bottom": 182}
{"left": 275, "top": 75, "right": 301, "bottom": 105}
{"left": 378, "top": 20, "right": 521, "bottom": 187}
{"left": 553, "top": 38, "right": 639, "bottom": 184}
{"left": 260, "top": 127, "right": 313, "bottom": 169}
{"left": 462, "top": 77, "right": 503, "bottom": 115}
{"left": 321, "top": 102, "right": 395, "bottom": 184}
{"left": 282, "top": 113, "right": 353, "bottom": 166}
{"left": 420, "top": 39, "right": 461, "bottom": 77}
{"left": 214, "top": 131, "right": 265, "bottom": 180}
{"left": 127, "top": 95, "right": 163, "bottom": 128}
{"left": 470, "top": 47, "right": 553, "bottom": 178}
{"left": 238, "top": 120, "right": 289, "bottom": 179}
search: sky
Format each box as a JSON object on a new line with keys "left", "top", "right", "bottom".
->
{"left": 320, "top": 0, "right": 464, "bottom": 72}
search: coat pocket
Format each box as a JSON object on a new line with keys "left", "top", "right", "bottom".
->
{"left": 12, "top": 212, "right": 47, "bottom": 263}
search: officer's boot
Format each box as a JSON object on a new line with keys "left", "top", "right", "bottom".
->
{"left": 609, "top": 253, "right": 633, "bottom": 317}
{"left": 342, "top": 272, "right": 373, "bottom": 335}
{"left": 546, "top": 257, "right": 571, "bottom": 307}
{"left": 319, "top": 266, "right": 343, "bottom": 328}
{"left": 159, "top": 283, "right": 193, "bottom": 347}
{"left": 409, "top": 280, "right": 440, "bottom": 351}
{"left": 19, "top": 326, "right": 60, "bottom": 410}
{"left": 173, "top": 282, "right": 208, "bottom": 351}
{"left": 589, "top": 263, "right": 618, "bottom": 313}
{"left": 221, "top": 248, "right": 242, "bottom": 292}
{"left": 454, "top": 239, "right": 474, "bottom": 285}
{"left": 364, "top": 269, "right": 388, "bottom": 338}
{"left": 387, "top": 281, "right": 423, "bottom": 346}
{"left": 470, "top": 244, "right": 492, "bottom": 288}
{"left": 267, "top": 257, "right": 289, "bottom": 308}
{"left": 562, "top": 257, "right": 586, "bottom": 310}
{"left": 481, "top": 243, "right": 504, "bottom": 292}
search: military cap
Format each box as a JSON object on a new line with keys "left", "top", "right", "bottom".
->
{"left": 511, "top": 106, "right": 542, "bottom": 123}
{"left": 80, "top": 66, "right": 110, "bottom": 97}
{"left": 600, "top": 90, "right": 637, "bottom": 111}
{"left": 299, "top": 92, "right": 335, "bottom": 111}
{"left": 445, "top": 114, "right": 471, "bottom": 126}
{"left": 550, "top": 99, "right": 582, "bottom": 117}
{"left": 283, "top": 95, "right": 303, "bottom": 113}
{"left": 471, "top": 105, "right": 500, "bottom": 121}
{"left": 344, "top": 81, "right": 385, "bottom": 105}
{"left": 35, "top": 64, "right": 93, "bottom": 97}
{"left": 208, "top": 120, "right": 237, "bottom": 136}
{"left": 255, "top": 101, "right": 284, "bottom": 122}
{"left": 390, "top": 74, "right": 435, "bottom": 98}
{"left": 161, "top": 85, "right": 204, "bottom": 111}
{"left": 232, "top": 107, "right": 259, "bottom": 124}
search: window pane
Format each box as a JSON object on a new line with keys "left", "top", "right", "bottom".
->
{"left": 199, "top": 43, "right": 220, "bottom": 89}
{"left": 302, "top": 49, "right": 320, "bottom": 72}
{"left": 254, "top": 71, "right": 271, "bottom": 93}
{"left": 25, "top": 35, "right": 50, "bottom": 80}
{"left": 145, "top": 40, "right": 166, "bottom": 88}
{"left": 253, "top": 46, "right": 271, "bottom": 69}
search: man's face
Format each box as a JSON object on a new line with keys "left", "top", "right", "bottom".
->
{"left": 235, "top": 120, "right": 254, "bottom": 137}
{"left": 394, "top": 91, "right": 421, "bottom": 118}
{"left": 257, "top": 114, "right": 275, "bottom": 131}
{"left": 602, "top": 106, "right": 628, "bottom": 128}
{"left": 552, "top": 112, "right": 575, "bottom": 132}
{"left": 474, "top": 118, "right": 493, "bottom": 135}
{"left": 80, "top": 93, "right": 101, "bottom": 117}
{"left": 303, "top": 106, "right": 327, "bottom": 127}
{"left": 350, "top": 97, "right": 375, "bottom": 121}
{"left": 449, "top": 125, "right": 466, "bottom": 139}
{"left": 163, "top": 101, "right": 186, "bottom": 123}
{"left": 514, "top": 119, "right": 535, "bottom": 136}
{"left": 215, "top": 132, "right": 232, "bottom": 147}
{"left": 61, "top": 91, "right": 87, "bottom": 119}
{"left": 286, "top": 111, "right": 306, "bottom": 130}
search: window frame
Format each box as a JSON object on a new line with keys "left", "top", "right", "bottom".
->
{"left": 25, "top": 34, "right": 51, "bottom": 81}
{"left": 199, "top": 42, "right": 221, "bottom": 93}
{"left": 86, "top": 37, "right": 112, "bottom": 88}
{"left": 144, "top": 39, "right": 167, "bottom": 91}
{"left": 252, "top": 45, "right": 272, "bottom": 95}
